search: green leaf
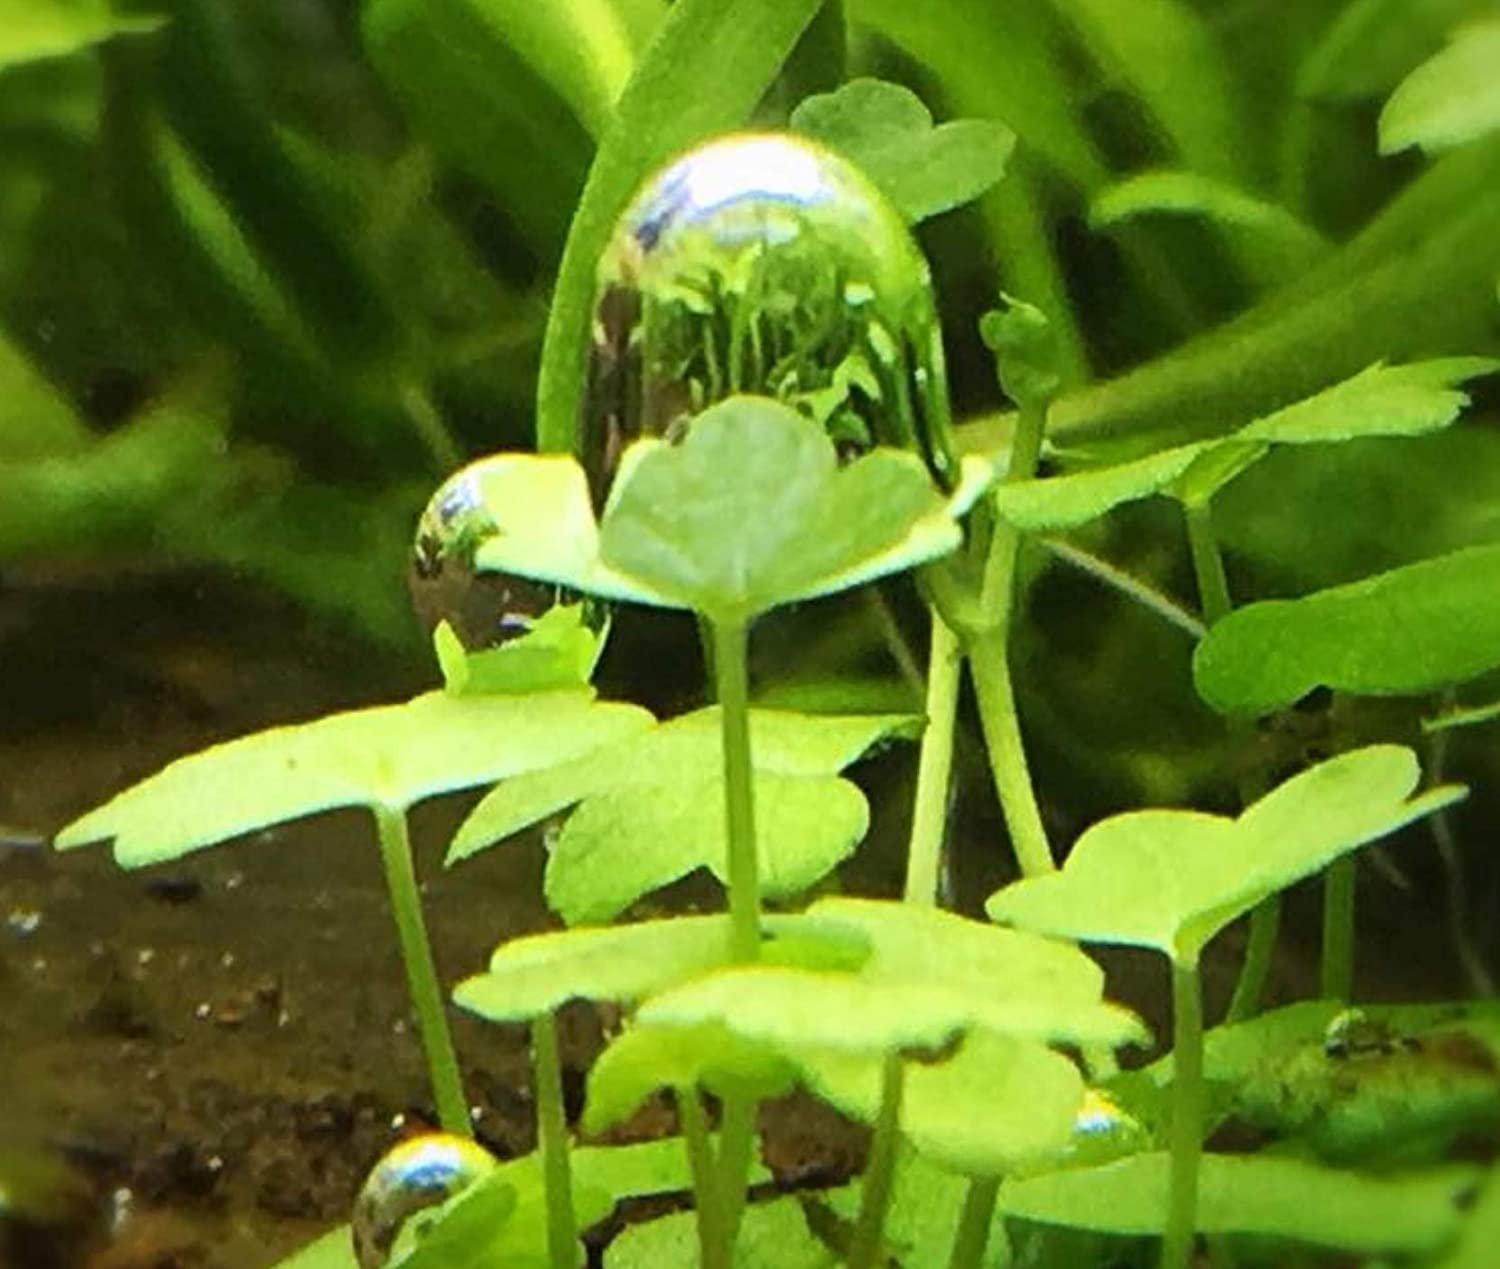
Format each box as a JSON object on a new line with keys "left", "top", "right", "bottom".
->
{"left": 269, "top": 1227, "right": 358, "bottom": 1269}
{"left": 1193, "top": 543, "right": 1500, "bottom": 715}
{"left": 535, "top": 0, "right": 828, "bottom": 451}
{"left": 798, "top": 1030, "right": 1085, "bottom": 1176}
{"left": 0, "top": 332, "right": 86, "bottom": 459}
{"left": 0, "top": 2, "right": 163, "bottom": 73}
{"left": 545, "top": 772, "right": 867, "bottom": 923}
{"left": 1433, "top": 1159, "right": 1500, "bottom": 1268}
{"left": 585, "top": 1022, "right": 799, "bottom": 1134}
{"left": 449, "top": 706, "right": 915, "bottom": 863}
{"left": 1000, "top": 1153, "right": 1477, "bottom": 1253}
{"left": 597, "top": 398, "right": 991, "bottom": 620}
{"left": 1297, "top": 0, "right": 1479, "bottom": 103}
{"left": 994, "top": 358, "right": 1494, "bottom": 530}
{"left": 606, "top": 1198, "right": 837, "bottom": 1268}
{"left": 1090, "top": 169, "right": 1327, "bottom": 281}
{"left": 1424, "top": 696, "right": 1500, "bottom": 733}
{"left": 789, "top": 78, "right": 1014, "bottom": 224}
{"left": 434, "top": 605, "right": 601, "bottom": 696}
{"left": 55, "top": 690, "right": 653, "bottom": 867}
{"left": 987, "top": 747, "right": 1465, "bottom": 964}
{"left": 1380, "top": 20, "right": 1500, "bottom": 154}
{"left": 978, "top": 293, "right": 1064, "bottom": 410}
{"left": 387, "top": 1171, "right": 519, "bottom": 1269}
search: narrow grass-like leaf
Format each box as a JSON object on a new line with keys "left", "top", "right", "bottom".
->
{"left": 798, "top": 1030, "right": 1085, "bottom": 1176}
{"left": 1297, "top": 0, "right": 1472, "bottom": 103}
{"left": 1380, "top": 21, "right": 1500, "bottom": 154}
{"left": 1000, "top": 1153, "right": 1476, "bottom": 1253}
{"left": 1091, "top": 170, "right": 1326, "bottom": 278}
{"left": 0, "top": 3, "right": 163, "bottom": 72}
{"left": 790, "top": 78, "right": 1014, "bottom": 223}
{"left": 545, "top": 773, "right": 868, "bottom": 924}
{"left": 1424, "top": 697, "right": 1500, "bottom": 733}
{"left": 55, "top": 691, "right": 653, "bottom": 867}
{"left": 1194, "top": 543, "right": 1500, "bottom": 715}
{"left": 606, "top": 1199, "right": 836, "bottom": 1268}
{"left": 599, "top": 398, "right": 991, "bottom": 621}
{"left": 535, "top": 0, "right": 825, "bottom": 451}
{"left": 449, "top": 706, "right": 915, "bottom": 863}
{"left": 987, "top": 747, "right": 1465, "bottom": 964}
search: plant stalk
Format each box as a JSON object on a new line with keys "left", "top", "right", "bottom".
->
{"left": 532, "top": 1012, "right": 579, "bottom": 1269}
{"left": 677, "top": 1087, "right": 729, "bottom": 1269}
{"left": 371, "top": 804, "right": 471, "bottom": 1138}
{"left": 849, "top": 1053, "right": 905, "bottom": 1269}
{"left": 712, "top": 617, "right": 762, "bottom": 964}
{"left": 904, "top": 615, "right": 964, "bottom": 905}
{"left": 716, "top": 1092, "right": 759, "bottom": 1260}
{"left": 1320, "top": 856, "right": 1356, "bottom": 1003}
{"left": 968, "top": 398, "right": 1055, "bottom": 877}
{"left": 1183, "top": 502, "right": 1280, "bottom": 1023}
{"left": 947, "top": 1176, "right": 1001, "bottom": 1269}
{"left": 1162, "top": 957, "right": 1205, "bottom": 1269}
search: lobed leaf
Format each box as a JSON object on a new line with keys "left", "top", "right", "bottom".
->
{"left": 448, "top": 706, "right": 914, "bottom": 863}
{"left": 1000, "top": 1153, "right": 1477, "bottom": 1253}
{"left": 790, "top": 77, "right": 1014, "bottom": 224}
{"left": 55, "top": 690, "right": 653, "bottom": 867}
{"left": 987, "top": 747, "right": 1465, "bottom": 964}
{"left": 1380, "top": 20, "right": 1500, "bottom": 154}
{"left": 1194, "top": 543, "right": 1500, "bottom": 715}
{"left": 991, "top": 443, "right": 1204, "bottom": 532}
{"left": 434, "top": 607, "right": 600, "bottom": 697}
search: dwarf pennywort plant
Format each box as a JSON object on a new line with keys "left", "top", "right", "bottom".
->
{"left": 50, "top": 16, "right": 1500, "bottom": 1269}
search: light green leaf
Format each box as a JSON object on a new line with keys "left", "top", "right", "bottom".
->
{"left": 1433, "top": 1158, "right": 1500, "bottom": 1267}
{"left": 987, "top": 747, "right": 1465, "bottom": 964}
{"left": 994, "top": 358, "right": 1494, "bottom": 530}
{"left": 0, "top": 332, "right": 86, "bottom": 459}
{"left": 387, "top": 1171, "right": 519, "bottom": 1269}
{"left": 599, "top": 397, "right": 991, "bottom": 621}
{"left": 1424, "top": 696, "right": 1500, "bottom": 733}
{"left": 448, "top": 706, "right": 914, "bottom": 863}
{"left": 55, "top": 690, "right": 653, "bottom": 867}
{"left": 1193, "top": 543, "right": 1500, "bottom": 715}
{"left": 434, "top": 606, "right": 601, "bottom": 696}
{"left": 585, "top": 1022, "right": 799, "bottom": 1134}
{"left": 991, "top": 443, "right": 1205, "bottom": 532}
{"left": 1297, "top": 0, "right": 1479, "bottom": 103}
{"left": 270, "top": 1227, "right": 357, "bottom": 1269}
{"left": 799, "top": 1030, "right": 1085, "bottom": 1176}
{"left": 1000, "top": 1153, "right": 1477, "bottom": 1253}
{"left": 606, "top": 1198, "right": 837, "bottom": 1268}
{"left": 546, "top": 772, "right": 867, "bottom": 923}
{"left": 1380, "top": 20, "right": 1500, "bottom": 154}
{"left": 790, "top": 78, "right": 1014, "bottom": 223}
{"left": 1091, "top": 170, "right": 1327, "bottom": 276}
{"left": 0, "top": 3, "right": 163, "bottom": 73}
{"left": 978, "top": 293, "right": 1063, "bottom": 410}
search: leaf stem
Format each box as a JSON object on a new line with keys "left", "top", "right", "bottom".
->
{"left": 1224, "top": 902, "right": 1280, "bottom": 1024}
{"left": 532, "top": 1012, "right": 579, "bottom": 1269}
{"left": 1161, "top": 958, "right": 1205, "bottom": 1269}
{"left": 371, "top": 804, "right": 470, "bottom": 1137}
{"left": 947, "top": 1176, "right": 1001, "bottom": 1269}
{"left": 677, "top": 1087, "right": 729, "bottom": 1269}
{"left": 713, "top": 617, "right": 762, "bottom": 964}
{"left": 1182, "top": 503, "right": 1231, "bottom": 628}
{"left": 904, "top": 615, "right": 963, "bottom": 905}
{"left": 1320, "top": 856, "right": 1356, "bottom": 1003}
{"left": 716, "top": 1091, "right": 759, "bottom": 1260}
{"left": 848, "top": 1053, "right": 905, "bottom": 1269}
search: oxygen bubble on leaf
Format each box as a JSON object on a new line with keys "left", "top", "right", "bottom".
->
{"left": 351, "top": 1133, "right": 497, "bottom": 1269}
{"left": 580, "top": 131, "right": 958, "bottom": 500}
{"left": 410, "top": 457, "right": 608, "bottom": 653}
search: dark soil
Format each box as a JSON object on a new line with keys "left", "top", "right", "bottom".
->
{"left": 2, "top": 564, "right": 1488, "bottom": 1268}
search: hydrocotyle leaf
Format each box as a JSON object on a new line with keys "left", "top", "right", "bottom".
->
{"left": 448, "top": 705, "right": 915, "bottom": 864}
{"left": 1193, "top": 543, "right": 1500, "bottom": 715}
{"left": 789, "top": 77, "right": 1014, "bottom": 223}
{"left": 986, "top": 746, "right": 1465, "bottom": 964}
{"left": 999, "top": 1152, "right": 1476, "bottom": 1254}
{"left": 1380, "top": 20, "right": 1500, "bottom": 154}
{"left": 605, "top": 1198, "right": 837, "bottom": 1268}
{"left": 55, "top": 690, "right": 653, "bottom": 867}
{"left": 597, "top": 397, "right": 992, "bottom": 621}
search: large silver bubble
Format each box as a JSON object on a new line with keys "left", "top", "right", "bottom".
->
{"left": 579, "top": 132, "right": 957, "bottom": 500}
{"left": 351, "top": 1132, "right": 498, "bottom": 1269}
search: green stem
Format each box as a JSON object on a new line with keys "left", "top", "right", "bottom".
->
{"left": 1161, "top": 958, "right": 1205, "bottom": 1269}
{"left": 848, "top": 1054, "right": 905, "bottom": 1269}
{"left": 716, "top": 1092, "right": 759, "bottom": 1260}
{"left": 400, "top": 381, "right": 463, "bottom": 475}
{"left": 947, "top": 1176, "right": 1001, "bottom": 1269}
{"left": 712, "top": 618, "right": 762, "bottom": 964}
{"left": 372, "top": 805, "right": 470, "bottom": 1138}
{"left": 677, "top": 1087, "right": 729, "bottom": 1269}
{"left": 1321, "top": 856, "right": 1356, "bottom": 1003}
{"left": 1183, "top": 503, "right": 1231, "bottom": 627}
{"left": 532, "top": 1013, "right": 578, "bottom": 1269}
{"left": 904, "top": 615, "right": 964, "bottom": 905}
{"left": 1224, "top": 900, "right": 1280, "bottom": 1024}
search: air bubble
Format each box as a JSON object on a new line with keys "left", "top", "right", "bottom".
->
{"left": 579, "top": 132, "right": 957, "bottom": 500}
{"left": 351, "top": 1133, "right": 498, "bottom": 1269}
